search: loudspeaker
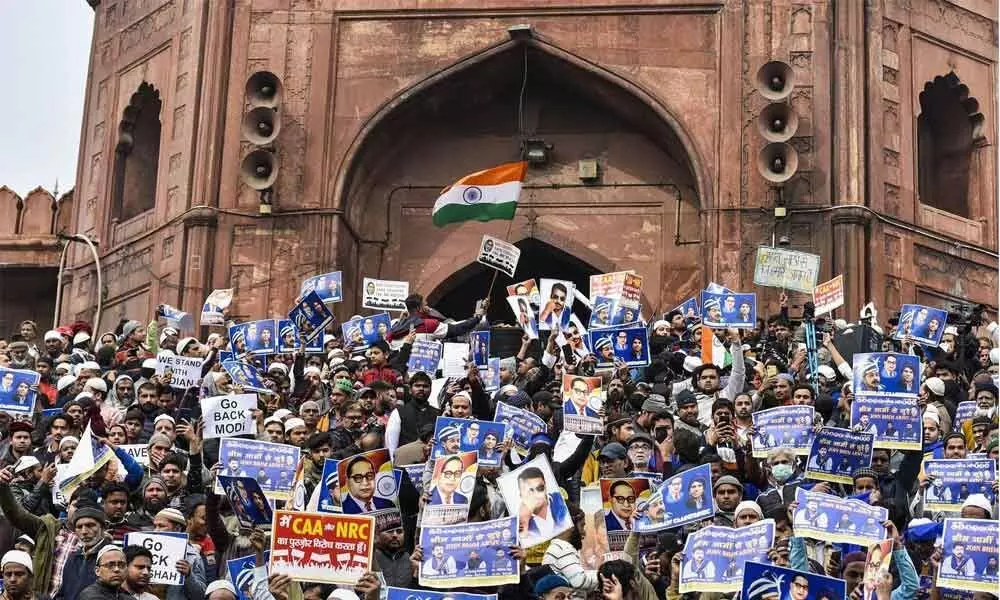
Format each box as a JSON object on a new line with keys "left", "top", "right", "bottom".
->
{"left": 757, "top": 102, "right": 799, "bottom": 143}
{"left": 245, "top": 71, "right": 282, "bottom": 108}
{"left": 756, "top": 142, "right": 799, "bottom": 185}
{"left": 241, "top": 107, "right": 281, "bottom": 145}
{"left": 755, "top": 61, "right": 794, "bottom": 101}
{"left": 240, "top": 150, "right": 279, "bottom": 190}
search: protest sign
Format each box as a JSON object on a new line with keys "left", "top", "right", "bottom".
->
{"left": 938, "top": 518, "right": 998, "bottom": 592}
{"left": 678, "top": 520, "right": 774, "bottom": 594}
{"left": 634, "top": 463, "right": 715, "bottom": 532}
{"left": 432, "top": 417, "right": 509, "bottom": 468}
{"left": 201, "top": 393, "right": 256, "bottom": 439}
{"left": 813, "top": 275, "right": 844, "bottom": 316}
{"left": 494, "top": 401, "right": 547, "bottom": 453}
{"left": 706, "top": 282, "right": 732, "bottom": 294}
{"left": 408, "top": 339, "right": 442, "bottom": 375}
{"left": 400, "top": 463, "right": 425, "bottom": 496}
{"left": 561, "top": 375, "right": 604, "bottom": 435}
{"left": 612, "top": 303, "right": 641, "bottom": 326}
{"left": 506, "top": 294, "right": 538, "bottom": 339}
{"left": 315, "top": 458, "right": 340, "bottom": 513}
{"left": 276, "top": 319, "right": 321, "bottom": 353}
{"left": 288, "top": 290, "right": 335, "bottom": 344}
{"left": 481, "top": 357, "right": 500, "bottom": 392}
{"left": 388, "top": 588, "right": 496, "bottom": 600}
{"left": 300, "top": 271, "right": 343, "bottom": 304}
{"left": 362, "top": 277, "right": 409, "bottom": 311}
{"left": 851, "top": 395, "right": 922, "bottom": 450}
{"left": 600, "top": 479, "right": 652, "bottom": 547}
{"left": 579, "top": 485, "right": 610, "bottom": 570}
{"left": 923, "top": 458, "right": 997, "bottom": 512}
{"left": 423, "top": 451, "right": 478, "bottom": 526}
{"left": 753, "top": 246, "right": 821, "bottom": 293}
{"left": 218, "top": 475, "right": 274, "bottom": 527}
{"left": 476, "top": 235, "right": 520, "bottom": 277}
{"left": 160, "top": 304, "right": 193, "bottom": 331}
{"left": 496, "top": 455, "right": 572, "bottom": 547}
{"left": 221, "top": 360, "right": 273, "bottom": 394}
{"left": 852, "top": 352, "right": 921, "bottom": 396}
{"left": 59, "top": 424, "right": 114, "bottom": 499}
{"left": 216, "top": 438, "right": 300, "bottom": 500}
{"left": 338, "top": 449, "right": 399, "bottom": 518}
{"left": 250, "top": 319, "right": 279, "bottom": 355}
{"left": 470, "top": 330, "right": 490, "bottom": 367}
{"left": 506, "top": 279, "right": 540, "bottom": 305}
{"left": 124, "top": 531, "right": 188, "bottom": 585}
{"left": 805, "top": 427, "right": 874, "bottom": 484}
{"left": 228, "top": 551, "right": 270, "bottom": 600}
{"left": 0, "top": 368, "right": 38, "bottom": 417}
{"left": 741, "top": 561, "right": 846, "bottom": 600}
{"left": 588, "top": 325, "right": 650, "bottom": 368}
{"left": 201, "top": 288, "right": 233, "bottom": 326}
{"left": 155, "top": 351, "right": 203, "bottom": 390}
{"left": 750, "top": 406, "right": 815, "bottom": 457}
{"left": 792, "top": 487, "right": 887, "bottom": 545}
{"left": 341, "top": 313, "right": 391, "bottom": 349}
{"left": 862, "top": 539, "right": 894, "bottom": 600}
{"left": 118, "top": 444, "right": 149, "bottom": 467}
{"left": 270, "top": 510, "right": 374, "bottom": 584}
{"left": 418, "top": 517, "right": 520, "bottom": 588}
{"left": 538, "top": 278, "right": 575, "bottom": 331}
{"left": 671, "top": 297, "right": 700, "bottom": 320}
{"left": 954, "top": 401, "right": 977, "bottom": 427}
{"left": 701, "top": 291, "right": 756, "bottom": 329}
{"left": 590, "top": 272, "right": 643, "bottom": 310}
{"left": 590, "top": 295, "right": 618, "bottom": 329}
{"left": 441, "top": 343, "right": 468, "bottom": 378}
{"left": 895, "top": 303, "right": 948, "bottom": 347}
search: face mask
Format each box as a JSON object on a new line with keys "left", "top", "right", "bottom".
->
{"left": 771, "top": 463, "right": 794, "bottom": 483}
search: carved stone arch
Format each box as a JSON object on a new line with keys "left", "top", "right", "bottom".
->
{"left": 0, "top": 186, "right": 22, "bottom": 236}
{"left": 917, "top": 71, "right": 985, "bottom": 218}
{"left": 112, "top": 81, "right": 162, "bottom": 222}
{"left": 19, "top": 187, "right": 56, "bottom": 234}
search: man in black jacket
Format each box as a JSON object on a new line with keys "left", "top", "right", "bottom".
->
{"left": 77, "top": 545, "right": 130, "bottom": 600}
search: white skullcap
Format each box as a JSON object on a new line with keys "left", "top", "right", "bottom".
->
{"left": 56, "top": 374, "right": 76, "bottom": 392}
{"left": 652, "top": 320, "right": 670, "bottom": 330}
{"left": 84, "top": 377, "right": 108, "bottom": 393}
{"left": 272, "top": 409, "right": 293, "bottom": 420}
{"left": 153, "top": 414, "right": 175, "bottom": 425}
{"left": 683, "top": 355, "right": 703, "bottom": 373}
{"left": 734, "top": 500, "right": 763, "bottom": 521}
{"left": 268, "top": 362, "right": 288, "bottom": 374}
{"left": 990, "top": 348, "right": 1000, "bottom": 366}
{"left": 961, "top": 493, "right": 993, "bottom": 517}
{"left": 73, "top": 331, "right": 91, "bottom": 345}
{"left": 44, "top": 330, "right": 62, "bottom": 342}
{"left": 141, "top": 358, "right": 158, "bottom": 370}
{"left": 13, "top": 456, "right": 40, "bottom": 474}
{"left": 327, "top": 589, "right": 360, "bottom": 600}
{"left": 60, "top": 436, "right": 79, "bottom": 448}
{"left": 817, "top": 365, "right": 837, "bottom": 380}
{"left": 944, "top": 326, "right": 958, "bottom": 336}
{"left": 79, "top": 361, "right": 101, "bottom": 372}
{"left": 177, "top": 337, "right": 199, "bottom": 354}
{"left": 303, "top": 365, "right": 322, "bottom": 377}
{"left": 264, "top": 415, "right": 283, "bottom": 427}
{"left": 923, "top": 407, "right": 940, "bottom": 426}
{"left": 206, "top": 580, "right": 238, "bottom": 596}
{"left": 1, "top": 550, "right": 33, "bottom": 573}
{"left": 500, "top": 385, "right": 518, "bottom": 396}
{"left": 54, "top": 362, "right": 71, "bottom": 373}
{"left": 284, "top": 417, "right": 306, "bottom": 433}
{"left": 74, "top": 391, "right": 94, "bottom": 402}
{"left": 925, "top": 377, "right": 945, "bottom": 397}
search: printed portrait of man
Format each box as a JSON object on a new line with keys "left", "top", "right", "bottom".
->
{"left": 422, "top": 543, "right": 456, "bottom": 576}
{"left": 341, "top": 455, "right": 394, "bottom": 513}
{"left": 564, "top": 377, "right": 599, "bottom": 418}
{"left": 604, "top": 480, "right": 637, "bottom": 531}
{"left": 430, "top": 455, "right": 468, "bottom": 505}
{"left": 516, "top": 466, "right": 571, "bottom": 546}
{"left": 540, "top": 282, "right": 572, "bottom": 331}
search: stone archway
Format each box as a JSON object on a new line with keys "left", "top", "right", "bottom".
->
{"left": 331, "top": 34, "right": 708, "bottom": 315}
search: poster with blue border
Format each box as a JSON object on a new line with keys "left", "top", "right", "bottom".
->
{"left": 634, "top": 464, "right": 715, "bottom": 533}
{"left": 408, "top": 340, "right": 442, "bottom": 375}
{"left": 432, "top": 416, "right": 509, "bottom": 469}
{"left": 741, "top": 561, "right": 845, "bottom": 600}
{"left": 300, "top": 271, "right": 343, "bottom": 304}
{"left": 805, "top": 427, "right": 874, "bottom": 485}
{"left": 227, "top": 551, "right": 270, "bottom": 600}
{"left": 218, "top": 475, "right": 274, "bottom": 527}
{"left": 923, "top": 458, "right": 997, "bottom": 512}
{"left": 850, "top": 395, "right": 922, "bottom": 450}
{"left": 418, "top": 517, "right": 519, "bottom": 588}
{"left": 288, "top": 290, "right": 335, "bottom": 344}
{"left": 0, "top": 368, "right": 39, "bottom": 417}
{"left": 895, "top": 303, "right": 948, "bottom": 347}
{"left": 678, "top": 519, "right": 774, "bottom": 594}
{"left": 216, "top": 438, "right": 301, "bottom": 500}
{"left": 342, "top": 313, "right": 392, "bottom": 349}
{"left": 494, "top": 401, "right": 546, "bottom": 453}
{"left": 937, "top": 518, "right": 998, "bottom": 593}
{"left": 750, "top": 406, "right": 814, "bottom": 458}
{"left": 792, "top": 486, "right": 888, "bottom": 545}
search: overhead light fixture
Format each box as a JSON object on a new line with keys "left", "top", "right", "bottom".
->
{"left": 522, "top": 138, "right": 551, "bottom": 165}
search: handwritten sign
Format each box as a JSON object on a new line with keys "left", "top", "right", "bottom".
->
{"left": 155, "top": 352, "right": 203, "bottom": 390}
{"left": 753, "top": 246, "right": 821, "bottom": 293}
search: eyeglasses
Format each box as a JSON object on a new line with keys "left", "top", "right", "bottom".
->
{"left": 349, "top": 472, "right": 376, "bottom": 483}
{"left": 441, "top": 470, "right": 463, "bottom": 479}
{"left": 792, "top": 581, "right": 808, "bottom": 590}
{"left": 100, "top": 561, "right": 127, "bottom": 570}
{"left": 572, "top": 387, "right": 589, "bottom": 394}
{"left": 612, "top": 496, "right": 636, "bottom": 504}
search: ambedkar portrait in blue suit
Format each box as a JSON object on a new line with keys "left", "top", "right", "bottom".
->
{"left": 341, "top": 454, "right": 396, "bottom": 514}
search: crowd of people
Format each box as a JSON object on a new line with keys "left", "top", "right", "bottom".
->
{"left": 0, "top": 284, "right": 996, "bottom": 600}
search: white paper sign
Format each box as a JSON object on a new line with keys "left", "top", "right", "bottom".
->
{"left": 124, "top": 531, "right": 188, "bottom": 585}
{"left": 118, "top": 444, "right": 149, "bottom": 467}
{"left": 156, "top": 352, "right": 203, "bottom": 390}
{"left": 201, "top": 393, "right": 257, "bottom": 439}
{"left": 201, "top": 288, "right": 234, "bottom": 326}
{"left": 362, "top": 277, "right": 409, "bottom": 311}
{"left": 477, "top": 235, "right": 521, "bottom": 277}
{"left": 753, "top": 246, "right": 821, "bottom": 293}
{"left": 441, "top": 342, "right": 469, "bottom": 379}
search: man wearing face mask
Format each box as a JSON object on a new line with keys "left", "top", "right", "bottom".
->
{"left": 757, "top": 448, "right": 809, "bottom": 515}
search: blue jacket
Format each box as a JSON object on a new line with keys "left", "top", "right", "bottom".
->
{"left": 53, "top": 538, "right": 111, "bottom": 600}
{"left": 112, "top": 445, "right": 145, "bottom": 490}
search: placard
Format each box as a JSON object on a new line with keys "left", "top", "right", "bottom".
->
{"left": 678, "top": 520, "right": 774, "bottom": 594}
{"left": 201, "top": 394, "right": 257, "bottom": 439}
{"left": 216, "top": 438, "right": 301, "bottom": 500}
{"left": 506, "top": 295, "right": 538, "bottom": 339}
{"left": 750, "top": 406, "right": 815, "bottom": 458}
{"left": 805, "top": 427, "right": 874, "bottom": 485}
{"left": 937, "top": 518, "right": 998, "bottom": 593}
{"left": 494, "top": 401, "right": 547, "bottom": 453}
{"left": 315, "top": 458, "right": 341, "bottom": 513}
{"left": 505, "top": 279, "right": 540, "bottom": 305}
{"left": 537, "top": 278, "right": 575, "bottom": 331}
{"left": 432, "top": 417, "right": 509, "bottom": 469}
{"left": 470, "top": 330, "right": 490, "bottom": 368}
{"left": 700, "top": 291, "right": 756, "bottom": 329}
{"left": 600, "top": 478, "right": 652, "bottom": 544}
{"left": 496, "top": 455, "right": 571, "bottom": 548}
{"left": 155, "top": 352, "right": 203, "bottom": 390}
{"left": 269, "top": 511, "right": 375, "bottom": 584}
{"left": 387, "top": 588, "right": 496, "bottom": 600}
{"left": 228, "top": 551, "right": 270, "bottom": 600}
{"left": 481, "top": 357, "right": 500, "bottom": 392}
{"left": 813, "top": 275, "right": 844, "bottom": 316}
{"left": 221, "top": 360, "right": 272, "bottom": 394}
{"left": 441, "top": 343, "right": 468, "bottom": 378}
{"left": 923, "top": 458, "right": 997, "bottom": 512}
{"left": 852, "top": 352, "right": 921, "bottom": 396}
{"left": 588, "top": 325, "right": 650, "bottom": 368}
{"left": 561, "top": 375, "right": 604, "bottom": 435}
{"left": 201, "top": 288, "right": 233, "bottom": 326}
{"left": 634, "top": 463, "right": 715, "bottom": 533}
{"left": 476, "top": 235, "right": 520, "bottom": 277}
{"left": 408, "top": 340, "right": 442, "bottom": 375}
{"left": 124, "top": 531, "right": 188, "bottom": 585}
{"left": 288, "top": 290, "right": 335, "bottom": 344}
{"left": 341, "top": 313, "right": 391, "bottom": 349}
{"left": 671, "top": 297, "right": 700, "bottom": 320}
{"left": 418, "top": 517, "right": 520, "bottom": 588}
{"left": 300, "top": 271, "right": 343, "bottom": 304}
{"left": 337, "top": 449, "right": 399, "bottom": 518}
{"left": 218, "top": 475, "right": 274, "bottom": 527}
{"left": 895, "top": 304, "right": 948, "bottom": 347}
{"left": 422, "top": 451, "right": 478, "bottom": 526}
{"left": 0, "top": 368, "right": 39, "bottom": 417}
{"left": 160, "top": 304, "right": 193, "bottom": 331}
{"left": 792, "top": 487, "right": 888, "bottom": 545}
{"left": 362, "top": 277, "right": 409, "bottom": 311}
{"left": 741, "top": 561, "right": 845, "bottom": 600}
{"left": 753, "top": 246, "right": 821, "bottom": 293}
{"left": 850, "top": 396, "right": 922, "bottom": 450}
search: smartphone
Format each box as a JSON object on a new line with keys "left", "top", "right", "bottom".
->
{"left": 178, "top": 408, "right": 193, "bottom": 423}
{"left": 766, "top": 364, "right": 779, "bottom": 378}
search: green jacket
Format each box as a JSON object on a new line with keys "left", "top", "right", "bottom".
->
{"left": 0, "top": 484, "right": 60, "bottom": 596}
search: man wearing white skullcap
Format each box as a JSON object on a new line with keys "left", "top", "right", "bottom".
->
{"left": 960, "top": 493, "right": 994, "bottom": 519}
{"left": 205, "top": 579, "right": 238, "bottom": 600}
{"left": 1, "top": 549, "right": 34, "bottom": 599}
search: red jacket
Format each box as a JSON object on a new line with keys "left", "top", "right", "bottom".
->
{"left": 359, "top": 365, "right": 402, "bottom": 386}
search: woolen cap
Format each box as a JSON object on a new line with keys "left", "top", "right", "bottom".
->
{"left": 1, "top": 550, "right": 33, "bottom": 574}
{"left": 713, "top": 475, "right": 743, "bottom": 491}
{"left": 155, "top": 508, "right": 187, "bottom": 527}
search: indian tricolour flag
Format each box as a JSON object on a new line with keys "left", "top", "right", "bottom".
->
{"left": 432, "top": 161, "right": 527, "bottom": 226}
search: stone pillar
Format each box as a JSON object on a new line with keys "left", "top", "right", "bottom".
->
{"left": 831, "top": 206, "right": 871, "bottom": 319}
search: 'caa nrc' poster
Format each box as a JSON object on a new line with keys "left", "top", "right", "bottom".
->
{"left": 476, "top": 235, "right": 520, "bottom": 277}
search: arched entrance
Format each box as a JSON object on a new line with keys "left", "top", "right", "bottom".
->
{"left": 332, "top": 34, "right": 709, "bottom": 316}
